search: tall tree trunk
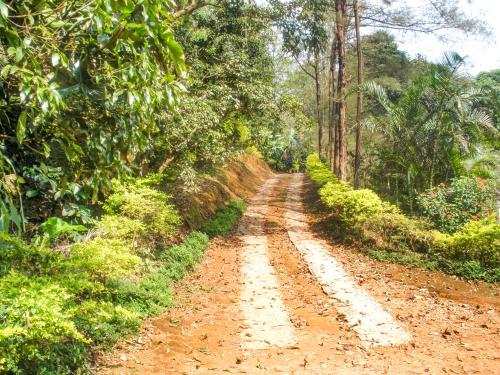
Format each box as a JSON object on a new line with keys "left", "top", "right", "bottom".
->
{"left": 335, "top": 0, "right": 348, "bottom": 181}
{"left": 328, "top": 36, "right": 337, "bottom": 171}
{"left": 353, "top": 0, "right": 363, "bottom": 188}
{"left": 314, "top": 57, "right": 323, "bottom": 158}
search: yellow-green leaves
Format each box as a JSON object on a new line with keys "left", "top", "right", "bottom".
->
{"left": 16, "top": 111, "right": 27, "bottom": 144}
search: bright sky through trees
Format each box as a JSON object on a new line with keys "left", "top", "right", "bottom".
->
{"left": 370, "top": 0, "right": 498, "bottom": 75}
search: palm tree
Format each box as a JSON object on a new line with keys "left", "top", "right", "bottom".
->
{"left": 362, "top": 52, "right": 495, "bottom": 210}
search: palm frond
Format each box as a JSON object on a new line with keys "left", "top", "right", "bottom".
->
{"left": 360, "top": 81, "right": 391, "bottom": 111}
{"left": 466, "top": 109, "right": 496, "bottom": 130}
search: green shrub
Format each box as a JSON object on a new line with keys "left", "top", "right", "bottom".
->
{"left": 0, "top": 233, "right": 63, "bottom": 277}
{"left": 103, "top": 178, "right": 181, "bottom": 240}
{"left": 434, "top": 215, "right": 500, "bottom": 268}
{"left": 68, "top": 238, "right": 141, "bottom": 283}
{"left": 416, "top": 177, "right": 496, "bottom": 233}
{"left": 0, "top": 174, "right": 218, "bottom": 373}
{"left": 0, "top": 272, "right": 89, "bottom": 375}
{"left": 39, "top": 217, "right": 87, "bottom": 243}
{"left": 54, "top": 271, "right": 106, "bottom": 297}
{"left": 199, "top": 200, "right": 246, "bottom": 237}
{"left": 96, "top": 215, "right": 147, "bottom": 243}
{"left": 361, "top": 211, "right": 436, "bottom": 254}
{"left": 368, "top": 249, "right": 438, "bottom": 270}
{"left": 320, "top": 185, "right": 388, "bottom": 224}
{"left": 113, "top": 272, "right": 174, "bottom": 317}
{"left": 305, "top": 153, "right": 499, "bottom": 282}
{"left": 159, "top": 231, "right": 209, "bottom": 270}
{"left": 435, "top": 257, "right": 499, "bottom": 282}
{"left": 73, "top": 301, "right": 141, "bottom": 349}
{"left": 305, "top": 154, "right": 337, "bottom": 187}
{"left": 115, "top": 231, "right": 209, "bottom": 317}
{"left": 0, "top": 229, "right": 210, "bottom": 374}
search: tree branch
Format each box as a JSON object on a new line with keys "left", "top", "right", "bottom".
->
{"left": 172, "top": 0, "right": 214, "bottom": 19}
{"left": 292, "top": 55, "right": 316, "bottom": 80}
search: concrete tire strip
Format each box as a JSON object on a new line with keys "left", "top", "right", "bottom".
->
{"left": 238, "top": 175, "right": 296, "bottom": 349}
{"left": 285, "top": 173, "right": 412, "bottom": 347}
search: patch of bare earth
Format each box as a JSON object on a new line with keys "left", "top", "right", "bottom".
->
{"left": 98, "top": 174, "right": 499, "bottom": 375}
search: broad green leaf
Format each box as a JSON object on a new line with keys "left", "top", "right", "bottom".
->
{"left": 0, "top": 1, "right": 8, "bottom": 18}
{"left": 26, "top": 190, "right": 39, "bottom": 198}
{"left": 16, "top": 111, "right": 27, "bottom": 144}
{"left": 51, "top": 21, "right": 66, "bottom": 28}
{"left": 43, "top": 143, "right": 51, "bottom": 158}
{"left": 15, "top": 47, "right": 23, "bottom": 62}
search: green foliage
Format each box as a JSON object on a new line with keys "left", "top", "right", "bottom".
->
{"left": 155, "top": 2, "right": 310, "bottom": 176}
{"left": 416, "top": 177, "right": 496, "bottom": 233}
{"left": 272, "top": 0, "right": 329, "bottom": 58}
{"left": 0, "top": 233, "right": 62, "bottom": 278}
{"left": 434, "top": 215, "right": 500, "bottom": 268}
{"left": 104, "top": 178, "right": 181, "bottom": 240}
{"left": 158, "top": 231, "right": 209, "bottom": 275}
{"left": 368, "top": 249, "right": 438, "bottom": 270}
{"left": 435, "top": 258, "right": 499, "bottom": 283}
{"left": 307, "top": 154, "right": 388, "bottom": 225}
{"left": 361, "top": 212, "right": 435, "bottom": 254}
{"left": 115, "top": 231, "right": 209, "bottom": 317}
{"left": 0, "top": 272, "right": 88, "bottom": 375}
{"left": 322, "top": 188, "right": 390, "bottom": 224}
{"left": 363, "top": 53, "right": 496, "bottom": 211}
{"left": 0, "top": 0, "right": 187, "bottom": 231}
{"left": 0, "top": 227, "right": 210, "bottom": 373}
{"left": 368, "top": 249, "right": 499, "bottom": 282}
{"left": 305, "top": 154, "right": 338, "bottom": 186}
{"left": 73, "top": 301, "right": 141, "bottom": 349}
{"left": 475, "top": 69, "right": 500, "bottom": 128}
{"left": 96, "top": 215, "right": 147, "bottom": 243}
{"left": 199, "top": 200, "right": 246, "bottom": 237}
{"left": 0, "top": 167, "right": 25, "bottom": 235}
{"left": 0, "top": 0, "right": 309, "bottom": 234}
{"left": 259, "top": 128, "right": 312, "bottom": 172}
{"left": 38, "top": 217, "right": 87, "bottom": 244}
{"left": 68, "top": 238, "right": 141, "bottom": 283}
{"left": 306, "top": 154, "right": 499, "bottom": 281}
{"left": 22, "top": 164, "right": 93, "bottom": 226}
{"left": 465, "top": 151, "right": 500, "bottom": 179}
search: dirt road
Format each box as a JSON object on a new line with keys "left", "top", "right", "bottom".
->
{"left": 98, "top": 174, "right": 499, "bottom": 375}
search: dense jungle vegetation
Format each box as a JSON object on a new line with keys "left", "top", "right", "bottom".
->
{"left": 0, "top": 0, "right": 498, "bottom": 373}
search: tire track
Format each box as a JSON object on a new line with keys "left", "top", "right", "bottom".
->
{"left": 238, "top": 175, "right": 296, "bottom": 349}
{"left": 285, "top": 173, "right": 412, "bottom": 347}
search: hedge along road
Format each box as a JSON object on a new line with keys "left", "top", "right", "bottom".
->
{"left": 99, "top": 174, "right": 499, "bottom": 375}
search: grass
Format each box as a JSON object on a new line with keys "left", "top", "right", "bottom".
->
{"left": 367, "top": 249, "right": 500, "bottom": 283}
{"left": 112, "top": 231, "right": 210, "bottom": 318}
{"left": 368, "top": 249, "right": 438, "bottom": 270}
{"left": 199, "top": 200, "right": 246, "bottom": 237}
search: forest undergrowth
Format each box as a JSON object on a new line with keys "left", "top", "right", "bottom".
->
{"left": 305, "top": 154, "right": 500, "bottom": 283}
{"left": 0, "top": 172, "right": 246, "bottom": 374}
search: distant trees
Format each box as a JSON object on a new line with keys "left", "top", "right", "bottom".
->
{"left": 271, "top": 0, "right": 329, "bottom": 158}
{"left": 274, "top": 0, "right": 492, "bottom": 188}
{"left": 363, "top": 53, "right": 496, "bottom": 210}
